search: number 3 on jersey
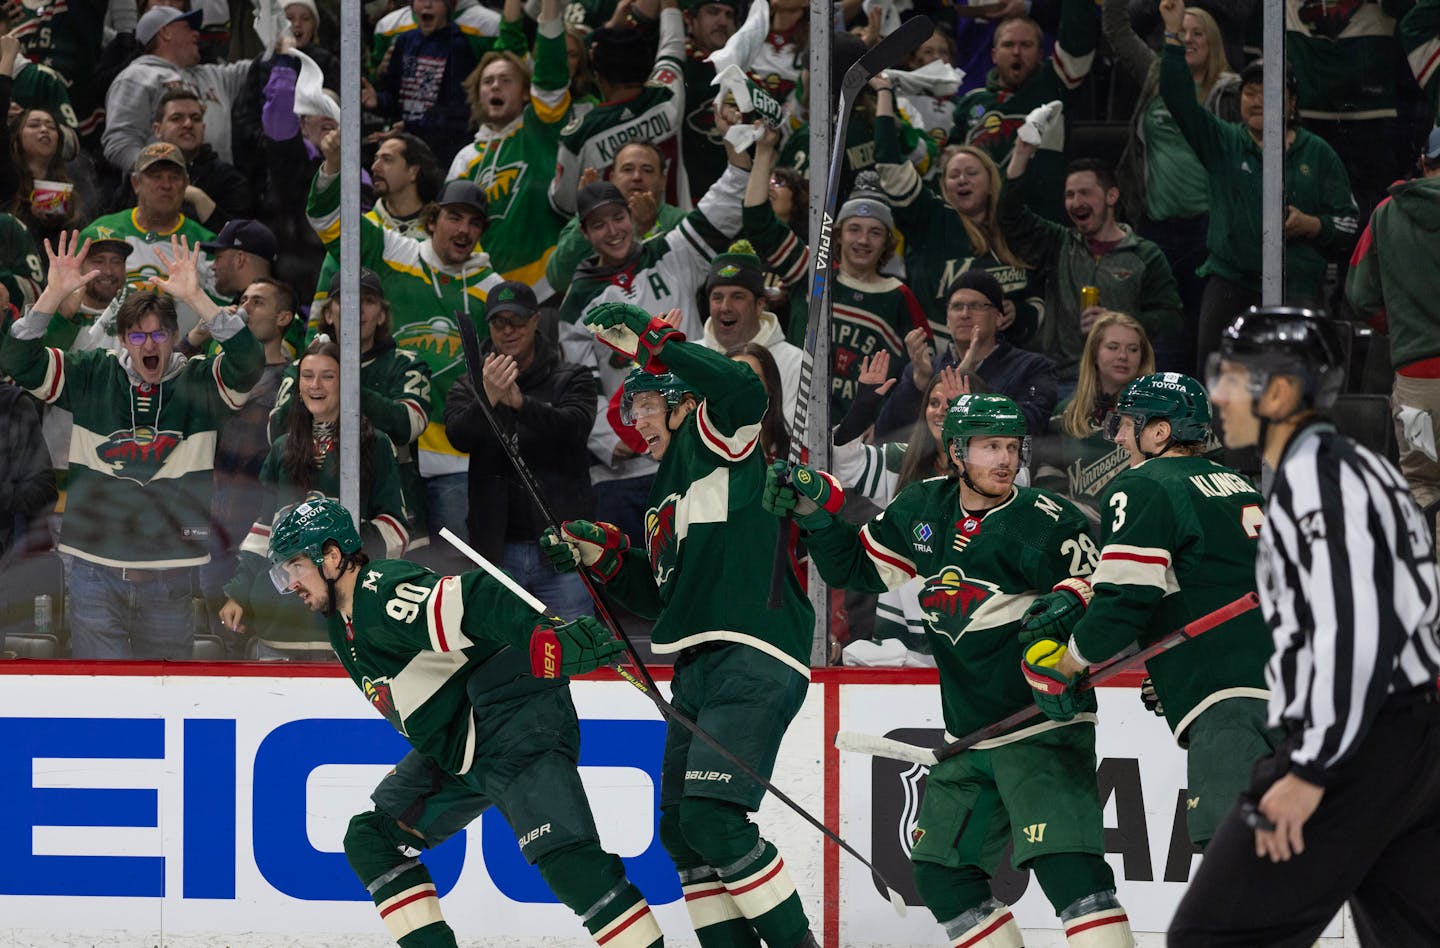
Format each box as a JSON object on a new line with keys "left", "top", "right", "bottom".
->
{"left": 1109, "top": 492, "right": 1128, "bottom": 533}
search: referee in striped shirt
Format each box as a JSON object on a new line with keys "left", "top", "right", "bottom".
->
{"left": 1170, "top": 307, "right": 1440, "bottom": 947}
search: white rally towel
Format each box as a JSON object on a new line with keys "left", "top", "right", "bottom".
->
{"left": 882, "top": 59, "right": 965, "bottom": 98}
{"left": 711, "top": 64, "right": 784, "bottom": 152}
{"left": 706, "top": 0, "right": 769, "bottom": 78}
{"left": 250, "top": 0, "right": 291, "bottom": 55}
{"left": 290, "top": 48, "right": 339, "bottom": 121}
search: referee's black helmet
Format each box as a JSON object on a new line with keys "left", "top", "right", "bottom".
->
{"left": 1215, "top": 306, "right": 1348, "bottom": 410}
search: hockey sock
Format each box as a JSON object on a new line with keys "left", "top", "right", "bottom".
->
{"left": 1029, "top": 854, "right": 1132, "bottom": 947}
{"left": 678, "top": 797, "right": 810, "bottom": 948}
{"left": 343, "top": 810, "right": 457, "bottom": 948}
{"left": 536, "top": 843, "right": 663, "bottom": 948}
{"left": 660, "top": 805, "right": 761, "bottom": 948}
{"left": 911, "top": 861, "right": 1020, "bottom": 948}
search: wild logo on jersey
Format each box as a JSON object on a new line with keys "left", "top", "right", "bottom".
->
{"left": 362, "top": 675, "right": 406, "bottom": 733}
{"left": 475, "top": 162, "right": 526, "bottom": 221}
{"left": 97, "top": 425, "right": 182, "bottom": 485}
{"left": 393, "top": 316, "right": 463, "bottom": 370}
{"left": 645, "top": 492, "right": 681, "bottom": 587}
{"left": 918, "top": 566, "right": 1002, "bottom": 644}
{"left": 968, "top": 112, "right": 1026, "bottom": 155}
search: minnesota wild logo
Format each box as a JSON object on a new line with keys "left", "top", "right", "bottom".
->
{"left": 918, "top": 566, "right": 1001, "bottom": 644}
{"left": 645, "top": 493, "right": 682, "bottom": 586}
{"left": 393, "top": 315, "right": 463, "bottom": 372}
{"left": 476, "top": 162, "right": 526, "bottom": 219}
{"left": 362, "top": 675, "right": 405, "bottom": 733}
{"left": 96, "top": 426, "right": 182, "bottom": 485}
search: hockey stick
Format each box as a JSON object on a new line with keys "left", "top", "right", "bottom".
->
{"left": 455, "top": 311, "right": 661, "bottom": 691}
{"left": 440, "top": 525, "right": 910, "bottom": 914}
{"left": 453, "top": 315, "right": 911, "bottom": 912}
{"left": 768, "top": 14, "right": 935, "bottom": 609}
{"left": 836, "top": 592, "right": 1261, "bottom": 765}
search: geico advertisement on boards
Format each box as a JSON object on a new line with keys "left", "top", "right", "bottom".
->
{"left": 0, "top": 673, "right": 822, "bottom": 946}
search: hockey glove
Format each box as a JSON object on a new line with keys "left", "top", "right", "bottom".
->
{"left": 1018, "top": 577, "right": 1093, "bottom": 644}
{"left": 1021, "top": 638, "right": 1088, "bottom": 722}
{"left": 583, "top": 302, "right": 684, "bottom": 372}
{"left": 1139, "top": 676, "right": 1165, "bottom": 717}
{"left": 530, "top": 615, "right": 625, "bottom": 678}
{"left": 1017, "top": 100, "right": 1063, "bottom": 147}
{"left": 540, "top": 520, "right": 630, "bottom": 582}
{"left": 763, "top": 460, "right": 845, "bottom": 530}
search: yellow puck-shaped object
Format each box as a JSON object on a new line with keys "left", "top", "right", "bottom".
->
{"left": 1024, "top": 639, "right": 1067, "bottom": 669}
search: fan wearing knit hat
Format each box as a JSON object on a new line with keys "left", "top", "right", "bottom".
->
{"left": 699, "top": 238, "right": 806, "bottom": 433}
{"left": 827, "top": 171, "right": 930, "bottom": 418}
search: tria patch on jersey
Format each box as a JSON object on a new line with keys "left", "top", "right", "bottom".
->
{"left": 911, "top": 521, "right": 934, "bottom": 554}
{"left": 918, "top": 566, "right": 1002, "bottom": 643}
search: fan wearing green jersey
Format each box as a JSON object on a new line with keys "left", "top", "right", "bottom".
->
{"left": 764, "top": 394, "right": 1135, "bottom": 948}
{"left": 265, "top": 498, "right": 661, "bottom": 948}
{"left": 1020, "top": 372, "right": 1278, "bottom": 846}
{"left": 540, "top": 303, "right": 820, "bottom": 948}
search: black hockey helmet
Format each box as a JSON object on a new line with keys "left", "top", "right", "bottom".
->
{"left": 1212, "top": 306, "right": 1348, "bottom": 410}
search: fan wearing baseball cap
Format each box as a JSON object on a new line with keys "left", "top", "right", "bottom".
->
{"left": 103, "top": 3, "right": 274, "bottom": 174}
{"left": 444, "top": 279, "right": 599, "bottom": 617}
{"left": 85, "top": 141, "right": 224, "bottom": 337}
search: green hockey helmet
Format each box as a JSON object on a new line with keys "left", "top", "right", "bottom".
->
{"left": 267, "top": 497, "right": 361, "bottom": 593}
{"left": 1105, "top": 372, "right": 1212, "bottom": 444}
{"left": 620, "top": 366, "right": 698, "bottom": 425}
{"left": 942, "top": 393, "right": 1029, "bottom": 464}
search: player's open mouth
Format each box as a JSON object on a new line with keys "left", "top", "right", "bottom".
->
{"left": 645, "top": 435, "right": 661, "bottom": 448}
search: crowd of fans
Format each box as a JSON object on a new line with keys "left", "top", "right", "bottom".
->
{"left": 0, "top": 0, "right": 1437, "bottom": 663}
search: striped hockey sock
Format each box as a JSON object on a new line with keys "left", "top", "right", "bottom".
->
{"left": 580, "top": 879, "right": 663, "bottom": 948}
{"left": 942, "top": 898, "right": 1023, "bottom": 948}
{"left": 716, "top": 840, "right": 808, "bottom": 948}
{"left": 1061, "top": 891, "right": 1133, "bottom": 947}
{"left": 367, "top": 857, "right": 456, "bottom": 948}
{"left": 679, "top": 865, "right": 762, "bottom": 947}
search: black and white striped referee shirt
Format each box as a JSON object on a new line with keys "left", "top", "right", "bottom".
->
{"left": 1257, "top": 421, "right": 1440, "bottom": 786}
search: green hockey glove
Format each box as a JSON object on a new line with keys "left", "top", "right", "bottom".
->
{"left": 540, "top": 520, "right": 629, "bottom": 582}
{"left": 1020, "top": 638, "right": 1087, "bottom": 722}
{"left": 530, "top": 615, "right": 625, "bottom": 678}
{"left": 583, "top": 302, "right": 684, "bottom": 372}
{"left": 1018, "top": 577, "right": 1093, "bottom": 645}
{"left": 763, "top": 460, "right": 845, "bottom": 530}
{"left": 1140, "top": 676, "right": 1164, "bottom": 717}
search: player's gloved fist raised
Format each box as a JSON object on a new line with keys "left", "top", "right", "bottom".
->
{"left": 1018, "top": 577, "right": 1092, "bottom": 644}
{"left": 530, "top": 615, "right": 625, "bottom": 678}
{"left": 1139, "top": 676, "right": 1164, "bottom": 717}
{"left": 540, "top": 520, "right": 629, "bottom": 582}
{"left": 1021, "top": 638, "right": 1091, "bottom": 722}
{"left": 1017, "top": 99, "right": 1062, "bottom": 146}
{"left": 583, "top": 302, "right": 684, "bottom": 372}
{"left": 763, "top": 460, "right": 845, "bottom": 530}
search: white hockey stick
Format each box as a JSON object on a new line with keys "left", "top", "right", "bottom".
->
{"left": 834, "top": 731, "right": 938, "bottom": 766}
{"left": 438, "top": 527, "right": 549, "bottom": 615}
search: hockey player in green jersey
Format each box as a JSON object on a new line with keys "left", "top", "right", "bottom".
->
{"left": 540, "top": 303, "right": 819, "bottom": 947}
{"left": 764, "top": 394, "right": 1135, "bottom": 948}
{"left": 265, "top": 498, "right": 662, "bottom": 948}
{"left": 1019, "top": 372, "right": 1277, "bottom": 846}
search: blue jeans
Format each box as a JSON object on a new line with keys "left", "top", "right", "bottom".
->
{"left": 503, "top": 541, "right": 593, "bottom": 619}
{"left": 424, "top": 472, "right": 470, "bottom": 545}
{"left": 591, "top": 473, "right": 655, "bottom": 550}
{"left": 67, "top": 557, "right": 196, "bottom": 660}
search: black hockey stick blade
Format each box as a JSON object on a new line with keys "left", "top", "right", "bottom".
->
{"left": 843, "top": 15, "right": 934, "bottom": 92}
